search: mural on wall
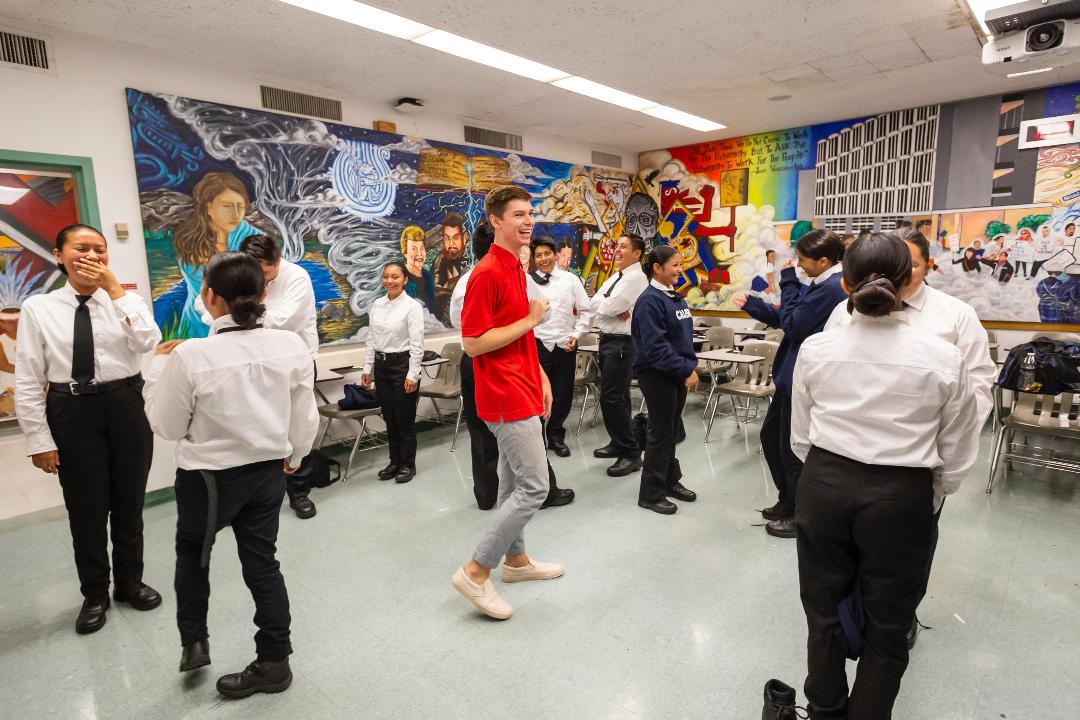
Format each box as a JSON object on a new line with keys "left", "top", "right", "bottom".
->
{"left": 0, "top": 170, "right": 75, "bottom": 420}
{"left": 638, "top": 81, "right": 1080, "bottom": 324}
{"left": 126, "top": 89, "right": 633, "bottom": 342}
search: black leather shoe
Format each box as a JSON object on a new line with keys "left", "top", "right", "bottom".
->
{"left": 541, "top": 488, "right": 575, "bottom": 509}
{"left": 289, "top": 494, "right": 316, "bottom": 519}
{"left": 606, "top": 457, "right": 643, "bottom": 477}
{"left": 638, "top": 498, "right": 677, "bottom": 515}
{"left": 394, "top": 466, "right": 416, "bottom": 484}
{"left": 765, "top": 517, "right": 797, "bottom": 539}
{"left": 550, "top": 441, "right": 571, "bottom": 457}
{"left": 761, "top": 500, "right": 791, "bottom": 521}
{"left": 180, "top": 639, "right": 211, "bottom": 672}
{"left": 216, "top": 659, "right": 292, "bottom": 699}
{"left": 762, "top": 678, "right": 797, "bottom": 720}
{"left": 907, "top": 616, "right": 920, "bottom": 650}
{"left": 593, "top": 444, "right": 619, "bottom": 459}
{"left": 377, "top": 463, "right": 399, "bottom": 481}
{"left": 75, "top": 597, "right": 109, "bottom": 635}
{"left": 667, "top": 483, "right": 697, "bottom": 502}
{"left": 114, "top": 582, "right": 163, "bottom": 611}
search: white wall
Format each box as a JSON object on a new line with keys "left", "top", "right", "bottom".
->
{"left": 0, "top": 21, "right": 635, "bottom": 515}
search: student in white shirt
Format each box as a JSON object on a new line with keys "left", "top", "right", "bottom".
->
{"left": 824, "top": 231, "right": 994, "bottom": 650}
{"left": 788, "top": 233, "right": 979, "bottom": 719}
{"left": 145, "top": 251, "right": 316, "bottom": 698}
{"left": 15, "top": 224, "right": 162, "bottom": 636}
{"left": 590, "top": 234, "right": 649, "bottom": 477}
{"left": 361, "top": 262, "right": 424, "bottom": 484}
{"left": 526, "top": 236, "right": 593, "bottom": 457}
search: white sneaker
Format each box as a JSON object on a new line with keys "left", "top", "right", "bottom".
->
{"left": 500, "top": 560, "right": 565, "bottom": 583}
{"left": 452, "top": 566, "right": 512, "bottom": 620}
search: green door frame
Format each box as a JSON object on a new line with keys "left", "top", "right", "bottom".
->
{"left": 0, "top": 149, "right": 100, "bottom": 228}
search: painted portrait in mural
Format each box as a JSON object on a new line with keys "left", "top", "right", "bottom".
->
{"left": 126, "top": 88, "right": 633, "bottom": 343}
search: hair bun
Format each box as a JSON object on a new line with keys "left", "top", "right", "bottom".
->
{"left": 231, "top": 294, "right": 266, "bottom": 329}
{"left": 850, "top": 276, "right": 898, "bottom": 317}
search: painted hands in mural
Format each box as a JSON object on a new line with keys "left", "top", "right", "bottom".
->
{"left": 731, "top": 291, "right": 748, "bottom": 309}
{"left": 528, "top": 298, "right": 550, "bottom": 327}
{"left": 31, "top": 450, "right": 60, "bottom": 474}
{"left": 404, "top": 379, "right": 418, "bottom": 393}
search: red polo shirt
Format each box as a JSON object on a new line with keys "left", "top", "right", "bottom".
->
{"left": 461, "top": 244, "right": 544, "bottom": 422}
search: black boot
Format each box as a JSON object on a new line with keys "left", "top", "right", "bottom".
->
{"left": 180, "top": 639, "right": 211, "bottom": 672}
{"left": 217, "top": 659, "right": 292, "bottom": 699}
{"left": 289, "top": 494, "right": 316, "bottom": 520}
{"left": 762, "top": 678, "right": 797, "bottom": 720}
{"left": 75, "top": 597, "right": 110, "bottom": 635}
{"left": 377, "top": 463, "right": 399, "bottom": 481}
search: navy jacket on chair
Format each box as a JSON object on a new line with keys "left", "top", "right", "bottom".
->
{"left": 742, "top": 267, "right": 847, "bottom": 396}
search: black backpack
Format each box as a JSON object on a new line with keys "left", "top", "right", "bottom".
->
{"left": 291, "top": 449, "right": 342, "bottom": 490}
{"left": 998, "top": 338, "right": 1080, "bottom": 395}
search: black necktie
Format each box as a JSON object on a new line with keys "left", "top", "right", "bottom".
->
{"left": 666, "top": 290, "right": 681, "bottom": 300}
{"left": 530, "top": 271, "right": 551, "bottom": 286}
{"left": 72, "top": 295, "right": 95, "bottom": 385}
{"left": 603, "top": 272, "right": 623, "bottom": 298}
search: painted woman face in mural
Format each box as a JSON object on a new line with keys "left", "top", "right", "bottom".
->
{"left": 207, "top": 189, "right": 248, "bottom": 240}
{"left": 404, "top": 238, "right": 426, "bottom": 275}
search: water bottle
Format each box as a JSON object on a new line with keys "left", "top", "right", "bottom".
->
{"left": 1018, "top": 352, "right": 1037, "bottom": 392}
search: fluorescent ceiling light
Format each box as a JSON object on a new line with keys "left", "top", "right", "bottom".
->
{"left": 0, "top": 187, "right": 30, "bottom": 205}
{"left": 641, "top": 106, "right": 726, "bottom": 132}
{"left": 1007, "top": 66, "right": 1054, "bottom": 78}
{"left": 550, "top": 76, "right": 657, "bottom": 112}
{"left": 278, "top": 0, "right": 431, "bottom": 39}
{"left": 413, "top": 30, "right": 570, "bottom": 83}
{"left": 960, "top": 0, "right": 1024, "bottom": 37}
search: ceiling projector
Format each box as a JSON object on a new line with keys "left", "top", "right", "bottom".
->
{"left": 981, "top": 0, "right": 1080, "bottom": 74}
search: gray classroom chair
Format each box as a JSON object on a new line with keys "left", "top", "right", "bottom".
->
{"left": 987, "top": 391, "right": 1080, "bottom": 493}
{"left": 419, "top": 342, "right": 464, "bottom": 451}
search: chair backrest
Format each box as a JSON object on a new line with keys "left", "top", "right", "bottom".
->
{"left": 750, "top": 321, "right": 767, "bottom": 331}
{"left": 986, "top": 330, "right": 999, "bottom": 364}
{"left": 437, "top": 342, "right": 464, "bottom": 386}
{"left": 733, "top": 340, "right": 779, "bottom": 387}
{"left": 1011, "top": 391, "right": 1080, "bottom": 431}
{"left": 702, "top": 325, "right": 734, "bottom": 352}
{"left": 764, "top": 329, "right": 784, "bottom": 343}
{"left": 695, "top": 316, "right": 726, "bottom": 328}
{"left": 575, "top": 350, "right": 598, "bottom": 383}
{"left": 580, "top": 331, "right": 598, "bottom": 348}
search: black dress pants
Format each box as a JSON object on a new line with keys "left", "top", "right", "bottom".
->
{"left": 636, "top": 369, "right": 686, "bottom": 502}
{"left": 460, "top": 355, "right": 560, "bottom": 510}
{"left": 759, "top": 391, "right": 803, "bottom": 512}
{"left": 46, "top": 384, "right": 153, "bottom": 600}
{"left": 536, "top": 340, "right": 576, "bottom": 445}
{"left": 374, "top": 352, "right": 418, "bottom": 469}
{"left": 174, "top": 460, "right": 292, "bottom": 662}
{"left": 915, "top": 502, "right": 944, "bottom": 610}
{"left": 795, "top": 447, "right": 934, "bottom": 720}
{"left": 598, "top": 336, "right": 639, "bottom": 459}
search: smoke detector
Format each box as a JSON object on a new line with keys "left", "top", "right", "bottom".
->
{"left": 394, "top": 97, "right": 424, "bottom": 113}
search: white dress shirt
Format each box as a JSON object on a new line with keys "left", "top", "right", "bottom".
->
{"left": 791, "top": 312, "right": 980, "bottom": 509}
{"left": 591, "top": 262, "right": 648, "bottom": 334}
{"left": 526, "top": 268, "right": 594, "bottom": 351}
{"left": 362, "top": 292, "right": 424, "bottom": 381}
{"left": 15, "top": 284, "right": 161, "bottom": 455}
{"left": 824, "top": 283, "right": 994, "bottom": 420}
{"left": 449, "top": 267, "right": 474, "bottom": 330}
{"left": 144, "top": 315, "right": 317, "bottom": 470}
{"left": 199, "top": 260, "right": 318, "bottom": 359}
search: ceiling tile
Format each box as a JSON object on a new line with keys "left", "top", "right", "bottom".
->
{"left": 764, "top": 64, "right": 820, "bottom": 82}
{"left": 868, "top": 51, "right": 930, "bottom": 72}
{"left": 860, "top": 38, "right": 922, "bottom": 61}
{"left": 914, "top": 26, "right": 981, "bottom": 61}
{"left": 811, "top": 53, "right": 874, "bottom": 72}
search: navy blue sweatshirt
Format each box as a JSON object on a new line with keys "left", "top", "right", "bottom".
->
{"left": 742, "top": 266, "right": 847, "bottom": 396}
{"left": 632, "top": 284, "right": 697, "bottom": 379}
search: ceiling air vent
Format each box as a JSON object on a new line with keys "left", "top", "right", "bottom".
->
{"left": 0, "top": 27, "right": 53, "bottom": 74}
{"left": 260, "top": 85, "right": 342, "bottom": 121}
{"left": 464, "top": 125, "right": 523, "bottom": 151}
{"left": 591, "top": 150, "right": 623, "bottom": 169}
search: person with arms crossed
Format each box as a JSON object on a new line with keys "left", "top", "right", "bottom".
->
{"left": 451, "top": 186, "right": 564, "bottom": 620}
{"left": 16, "top": 224, "right": 162, "bottom": 635}
{"left": 526, "top": 235, "right": 593, "bottom": 457}
{"left": 591, "top": 234, "right": 649, "bottom": 477}
{"left": 146, "top": 252, "right": 317, "bottom": 697}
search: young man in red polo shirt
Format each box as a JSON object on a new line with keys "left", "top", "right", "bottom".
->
{"left": 451, "top": 185, "right": 564, "bottom": 620}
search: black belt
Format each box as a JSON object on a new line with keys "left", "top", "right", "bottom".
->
{"left": 49, "top": 374, "right": 143, "bottom": 396}
{"left": 598, "top": 333, "right": 631, "bottom": 343}
{"left": 374, "top": 350, "right": 410, "bottom": 362}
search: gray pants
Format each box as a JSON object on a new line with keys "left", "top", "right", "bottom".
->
{"left": 472, "top": 416, "right": 550, "bottom": 569}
